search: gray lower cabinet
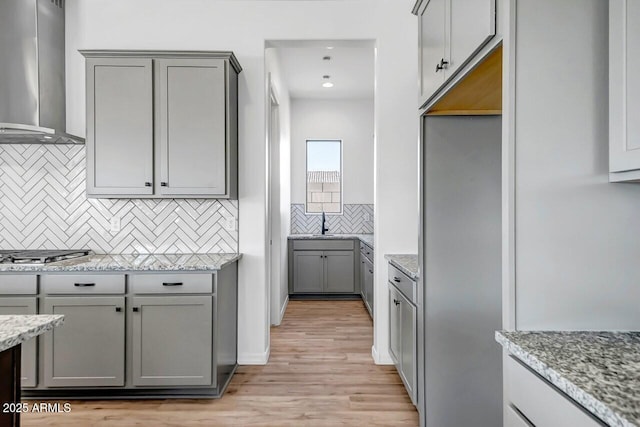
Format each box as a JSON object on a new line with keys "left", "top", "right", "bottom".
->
{"left": 324, "top": 251, "right": 355, "bottom": 293}
{"left": 363, "top": 257, "right": 374, "bottom": 316}
{"left": 292, "top": 251, "right": 324, "bottom": 293}
{"left": 82, "top": 50, "right": 241, "bottom": 199}
{"left": 131, "top": 295, "right": 213, "bottom": 387}
{"left": 0, "top": 297, "right": 38, "bottom": 387}
{"left": 42, "top": 296, "right": 125, "bottom": 387}
{"left": 289, "top": 239, "right": 357, "bottom": 295}
{"left": 388, "top": 266, "right": 417, "bottom": 406}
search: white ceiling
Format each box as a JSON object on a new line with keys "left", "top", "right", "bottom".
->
{"left": 274, "top": 41, "right": 375, "bottom": 100}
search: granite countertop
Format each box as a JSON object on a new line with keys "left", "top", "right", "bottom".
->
{"left": 496, "top": 331, "right": 640, "bottom": 427}
{"left": 289, "top": 234, "right": 374, "bottom": 248}
{"left": 0, "top": 315, "right": 64, "bottom": 353}
{"left": 0, "top": 253, "right": 242, "bottom": 273}
{"left": 385, "top": 254, "right": 419, "bottom": 280}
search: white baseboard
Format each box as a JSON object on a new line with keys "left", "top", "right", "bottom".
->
{"left": 277, "top": 295, "right": 289, "bottom": 325}
{"left": 238, "top": 345, "right": 270, "bottom": 365}
{"left": 372, "top": 344, "right": 394, "bottom": 365}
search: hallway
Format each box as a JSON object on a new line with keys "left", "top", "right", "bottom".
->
{"left": 23, "top": 300, "right": 418, "bottom": 426}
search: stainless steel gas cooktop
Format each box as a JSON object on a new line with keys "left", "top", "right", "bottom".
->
{"left": 0, "top": 249, "right": 92, "bottom": 265}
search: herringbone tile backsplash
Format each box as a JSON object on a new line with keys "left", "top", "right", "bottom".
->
{"left": 0, "top": 145, "right": 238, "bottom": 254}
{"left": 291, "top": 203, "right": 373, "bottom": 234}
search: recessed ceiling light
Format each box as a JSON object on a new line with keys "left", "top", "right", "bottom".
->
{"left": 322, "top": 82, "right": 334, "bottom": 88}
{"left": 327, "top": 46, "right": 334, "bottom": 50}
{"left": 323, "top": 75, "right": 331, "bottom": 79}
{"left": 323, "top": 56, "right": 331, "bottom": 61}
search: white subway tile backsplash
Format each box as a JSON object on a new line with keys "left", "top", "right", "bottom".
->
{"left": 0, "top": 145, "right": 238, "bottom": 254}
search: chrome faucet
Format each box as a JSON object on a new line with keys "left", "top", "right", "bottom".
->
{"left": 321, "top": 211, "right": 329, "bottom": 235}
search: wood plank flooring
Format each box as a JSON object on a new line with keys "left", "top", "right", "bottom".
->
{"left": 22, "top": 300, "right": 418, "bottom": 426}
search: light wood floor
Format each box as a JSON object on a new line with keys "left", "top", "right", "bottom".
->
{"left": 23, "top": 300, "right": 418, "bottom": 426}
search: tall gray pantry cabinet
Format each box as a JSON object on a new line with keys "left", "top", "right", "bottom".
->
{"left": 81, "top": 50, "right": 241, "bottom": 198}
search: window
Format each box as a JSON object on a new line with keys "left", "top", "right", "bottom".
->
{"left": 306, "top": 139, "right": 342, "bottom": 214}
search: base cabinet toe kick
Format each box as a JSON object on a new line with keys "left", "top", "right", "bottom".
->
{"left": 0, "top": 262, "right": 238, "bottom": 398}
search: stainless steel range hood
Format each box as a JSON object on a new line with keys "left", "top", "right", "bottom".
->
{"left": 0, "top": 0, "right": 84, "bottom": 145}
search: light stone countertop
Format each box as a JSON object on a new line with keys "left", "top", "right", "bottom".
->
{"left": 0, "top": 315, "right": 64, "bottom": 353}
{"left": 385, "top": 254, "right": 419, "bottom": 280}
{"left": 0, "top": 253, "right": 242, "bottom": 273}
{"left": 288, "top": 234, "right": 374, "bottom": 248}
{"left": 496, "top": 331, "right": 640, "bottom": 427}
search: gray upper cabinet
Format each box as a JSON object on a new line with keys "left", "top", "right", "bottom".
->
{"left": 131, "top": 295, "right": 213, "bottom": 387}
{"left": 610, "top": 0, "right": 640, "bottom": 182}
{"left": 85, "top": 57, "right": 154, "bottom": 195}
{"left": 42, "top": 296, "right": 125, "bottom": 387}
{"left": 158, "top": 58, "right": 227, "bottom": 195}
{"left": 415, "top": 0, "right": 496, "bottom": 107}
{"left": 82, "top": 50, "right": 241, "bottom": 198}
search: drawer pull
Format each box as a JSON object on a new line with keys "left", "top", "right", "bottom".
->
{"left": 162, "top": 282, "right": 184, "bottom": 287}
{"left": 393, "top": 277, "right": 401, "bottom": 283}
{"left": 133, "top": 307, "right": 139, "bottom": 312}
{"left": 369, "top": 269, "right": 373, "bottom": 274}
{"left": 115, "top": 307, "right": 122, "bottom": 312}
{"left": 74, "top": 282, "right": 96, "bottom": 287}
{"left": 393, "top": 299, "right": 400, "bottom": 306}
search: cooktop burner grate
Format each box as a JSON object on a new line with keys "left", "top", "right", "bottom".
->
{"left": 0, "top": 249, "right": 92, "bottom": 264}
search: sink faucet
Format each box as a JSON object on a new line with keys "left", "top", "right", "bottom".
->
{"left": 321, "top": 211, "right": 329, "bottom": 235}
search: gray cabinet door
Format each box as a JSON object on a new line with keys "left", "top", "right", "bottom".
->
{"left": 399, "top": 292, "right": 417, "bottom": 404}
{"left": 157, "top": 58, "right": 227, "bottom": 195}
{"left": 324, "top": 251, "right": 355, "bottom": 293}
{"left": 42, "top": 296, "right": 125, "bottom": 387}
{"left": 131, "top": 296, "right": 212, "bottom": 387}
{"left": 360, "top": 256, "right": 366, "bottom": 300}
{"left": 419, "top": 0, "right": 446, "bottom": 101}
{"left": 0, "top": 297, "right": 37, "bottom": 387}
{"left": 86, "top": 57, "right": 154, "bottom": 195}
{"left": 388, "top": 288, "right": 401, "bottom": 365}
{"left": 364, "top": 258, "right": 374, "bottom": 316}
{"left": 293, "top": 251, "right": 324, "bottom": 293}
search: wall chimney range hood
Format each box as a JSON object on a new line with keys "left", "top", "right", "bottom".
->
{"left": 0, "top": 0, "right": 84, "bottom": 145}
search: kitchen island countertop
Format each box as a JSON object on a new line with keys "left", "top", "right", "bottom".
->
{"left": 0, "top": 315, "right": 64, "bottom": 353}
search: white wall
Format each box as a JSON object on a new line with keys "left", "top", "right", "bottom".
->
{"left": 511, "top": 0, "right": 640, "bottom": 330}
{"left": 66, "top": 0, "right": 418, "bottom": 364}
{"left": 265, "top": 48, "right": 292, "bottom": 326}
{"left": 290, "top": 98, "right": 374, "bottom": 205}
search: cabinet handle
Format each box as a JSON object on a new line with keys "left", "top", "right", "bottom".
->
{"left": 115, "top": 307, "right": 122, "bottom": 312}
{"left": 435, "top": 58, "right": 449, "bottom": 72}
{"left": 366, "top": 252, "right": 370, "bottom": 255}
{"left": 369, "top": 269, "right": 373, "bottom": 274}
{"left": 162, "top": 282, "right": 183, "bottom": 287}
{"left": 161, "top": 182, "right": 168, "bottom": 187}
{"left": 394, "top": 299, "right": 400, "bottom": 306}
{"left": 133, "top": 307, "right": 139, "bottom": 312}
{"left": 74, "top": 282, "right": 95, "bottom": 287}
{"left": 393, "top": 277, "right": 401, "bottom": 283}
{"left": 144, "top": 182, "right": 152, "bottom": 187}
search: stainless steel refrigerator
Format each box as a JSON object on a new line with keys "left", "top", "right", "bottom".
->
{"left": 418, "top": 115, "right": 503, "bottom": 426}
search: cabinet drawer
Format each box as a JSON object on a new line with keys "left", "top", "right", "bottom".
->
{"left": 292, "top": 239, "right": 354, "bottom": 251}
{"left": 129, "top": 273, "right": 213, "bottom": 294}
{"left": 0, "top": 275, "right": 37, "bottom": 294}
{"left": 506, "top": 405, "right": 534, "bottom": 427}
{"left": 506, "top": 355, "right": 604, "bottom": 427}
{"left": 41, "top": 274, "right": 125, "bottom": 294}
{"left": 360, "top": 243, "right": 374, "bottom": 261}
{"left": 388, "top": 265, "right": 416, "bottom": 305}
